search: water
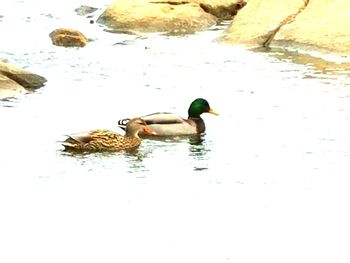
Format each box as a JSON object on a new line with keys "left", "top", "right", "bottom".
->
{"left": 1, "top": 1, "right": 350, "bottom": 262}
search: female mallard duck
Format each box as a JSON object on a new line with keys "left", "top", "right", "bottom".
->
{"left": 62, "top": 118, "right": 155, "bottom": 152}
{"left": 118, "top": 98, "right": 218, "bottom": 136}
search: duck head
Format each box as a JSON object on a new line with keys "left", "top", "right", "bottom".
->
{"left": 188, "top": 98, "right": 219, "bottom": 118}
{"left": 125, "top": 118, "right": 156, "bottom": 138}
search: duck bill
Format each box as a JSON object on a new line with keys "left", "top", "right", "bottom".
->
{"left": 208, "top": 108, "right": 219, "bottom": 116}
{"left": 143, "top": 126, "right": 157, "bottom": 136}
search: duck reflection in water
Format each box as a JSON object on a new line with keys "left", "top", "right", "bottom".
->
{"left": 129, "top": 134, "right": 211, "bottom": 173}
{"left": 188, "top": 135, "right": 210, "bottom": 171}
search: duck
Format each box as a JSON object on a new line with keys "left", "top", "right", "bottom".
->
{"left": 62, "top": 118, "right": 155, "bottom": 152}
{"left": 118, "top": 98, "right": 218, "bottom": 136}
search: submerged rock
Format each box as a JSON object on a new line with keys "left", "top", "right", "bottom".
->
{"left": 49, "top": 28, "right": 88, "bottom": 47}
{"left": 74, "top": 5, "right": 98, "bottom": 16}
{"left": 97, "top": 0, "right": 218, "bottom": 34}
{"left": 0, "top": 61, "right": 47, "bottom": 98}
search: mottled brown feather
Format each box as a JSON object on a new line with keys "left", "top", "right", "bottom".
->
{"left": 62, "top": 118, "right": 151, "bottom": 153}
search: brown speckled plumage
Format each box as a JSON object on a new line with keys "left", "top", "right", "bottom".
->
{"left": 62, "top": 118, "right": 154, "bottom": 153}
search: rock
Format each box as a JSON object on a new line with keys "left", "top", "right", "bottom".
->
{"left": 271, "top": 0, "right": 350, "bottom": 59}
{"left": 97, "top": 0, "right": 218, "bottom": 34}
{"left": 198, "top": 0, "right": 246, "bottom": 20}
{"left": 0, "top": 74, "right": 27, "bottom": 99}
{"left": 220, "top": 0, "right": 350, "bottom": 60}
{"left": 0, "top": 61, "right": 47, "bottom": 98}
{"left": 74, "top": 5, "right": 98, "bottom": 16}
{"left": 151, "top": 0, "right": 246, "bottom": 20}
{"left": 220, "top": 0, "right": 305, "bottom": 47}
{"left": 49, "top": 28, "right": 88, "bottom": 47}
{"left": 0, "top": 61, "right": 47, "bottom": 89}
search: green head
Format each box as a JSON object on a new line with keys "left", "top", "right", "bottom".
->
{"left": 188, "top": 98, "right": 218, "bottom": 118}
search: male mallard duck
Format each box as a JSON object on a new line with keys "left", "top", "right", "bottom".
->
{"left": 118, "top": 98, "right": 218, "bottom": 136}
{"left": 62, "top": 118, "right": 155, "bottom": 152}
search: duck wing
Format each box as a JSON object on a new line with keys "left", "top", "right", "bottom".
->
{"left": 63, "top": 130, "right": 117, "bottom": 146}
{"left": 62, "top": 131, "right": 93, "bottom": 151}
{"left": 138, "top": 113, "right": 198, "bottom": 136}
{"left": 62, "top": 130, "right": 125, "bottom": 152}
{"left": 141, "top": 112, "right": 185, "bottom": 124}
{"left": 67, "top": 132, "right": 93, "bottom": 143}
{"left": 118, "top": 112, "right": 185, "bottom": 131}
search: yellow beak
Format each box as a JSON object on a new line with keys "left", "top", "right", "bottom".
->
{"left": 208, "top": 108, "right": 219, "bottom": 116}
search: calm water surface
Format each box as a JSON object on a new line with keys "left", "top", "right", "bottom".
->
{"left": 1, "top": 0, "right": 350, "bottom": 262}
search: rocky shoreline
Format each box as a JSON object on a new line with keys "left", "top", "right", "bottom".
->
{"left": 96, "top": 0, "right": 245, "bottom": 35}
{"left": 96, "top": 0, "right": 350, "bottom": 61}
{"left": 2, "top": 0, "right": 349, "bottom": 98}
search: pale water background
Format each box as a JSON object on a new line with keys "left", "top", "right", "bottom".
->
{"left": 1, "top": 0, "right": 350, "bottom": 262}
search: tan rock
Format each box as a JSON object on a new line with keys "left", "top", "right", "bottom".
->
{"left": 151, "top": 0, "right": 246, "bottom": 20}
{"left": 271, "top": 0, "right": 350, "bottom": 59}
{"left": 0, "top": 61, "right": 46, "bottom": 89}
{"left": 0, "top": 74, "right": 27, "bottom": 99}
{"left": 49, "top": 28, "right": 88, "bottom": 47}
{"left": 97, "top": 0, "right": 218, "bottom": 34}
{"left": 197, "top": 0, "right": 246, "bottom": 20}
{"left": 0, "top": 61, "right": 46, "bottom": 98}
{"left": 220, "top": 0, "right": 306, "bottom": 47}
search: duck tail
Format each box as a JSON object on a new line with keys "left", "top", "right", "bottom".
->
{"left": 62, "top": 142, "right": 77, "bottom": 151}
{"left": 118, "top": 118, "right": 130, "bottom": 131}
{"left": 61, "top": 136, "right": 82, "bottom": 152}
